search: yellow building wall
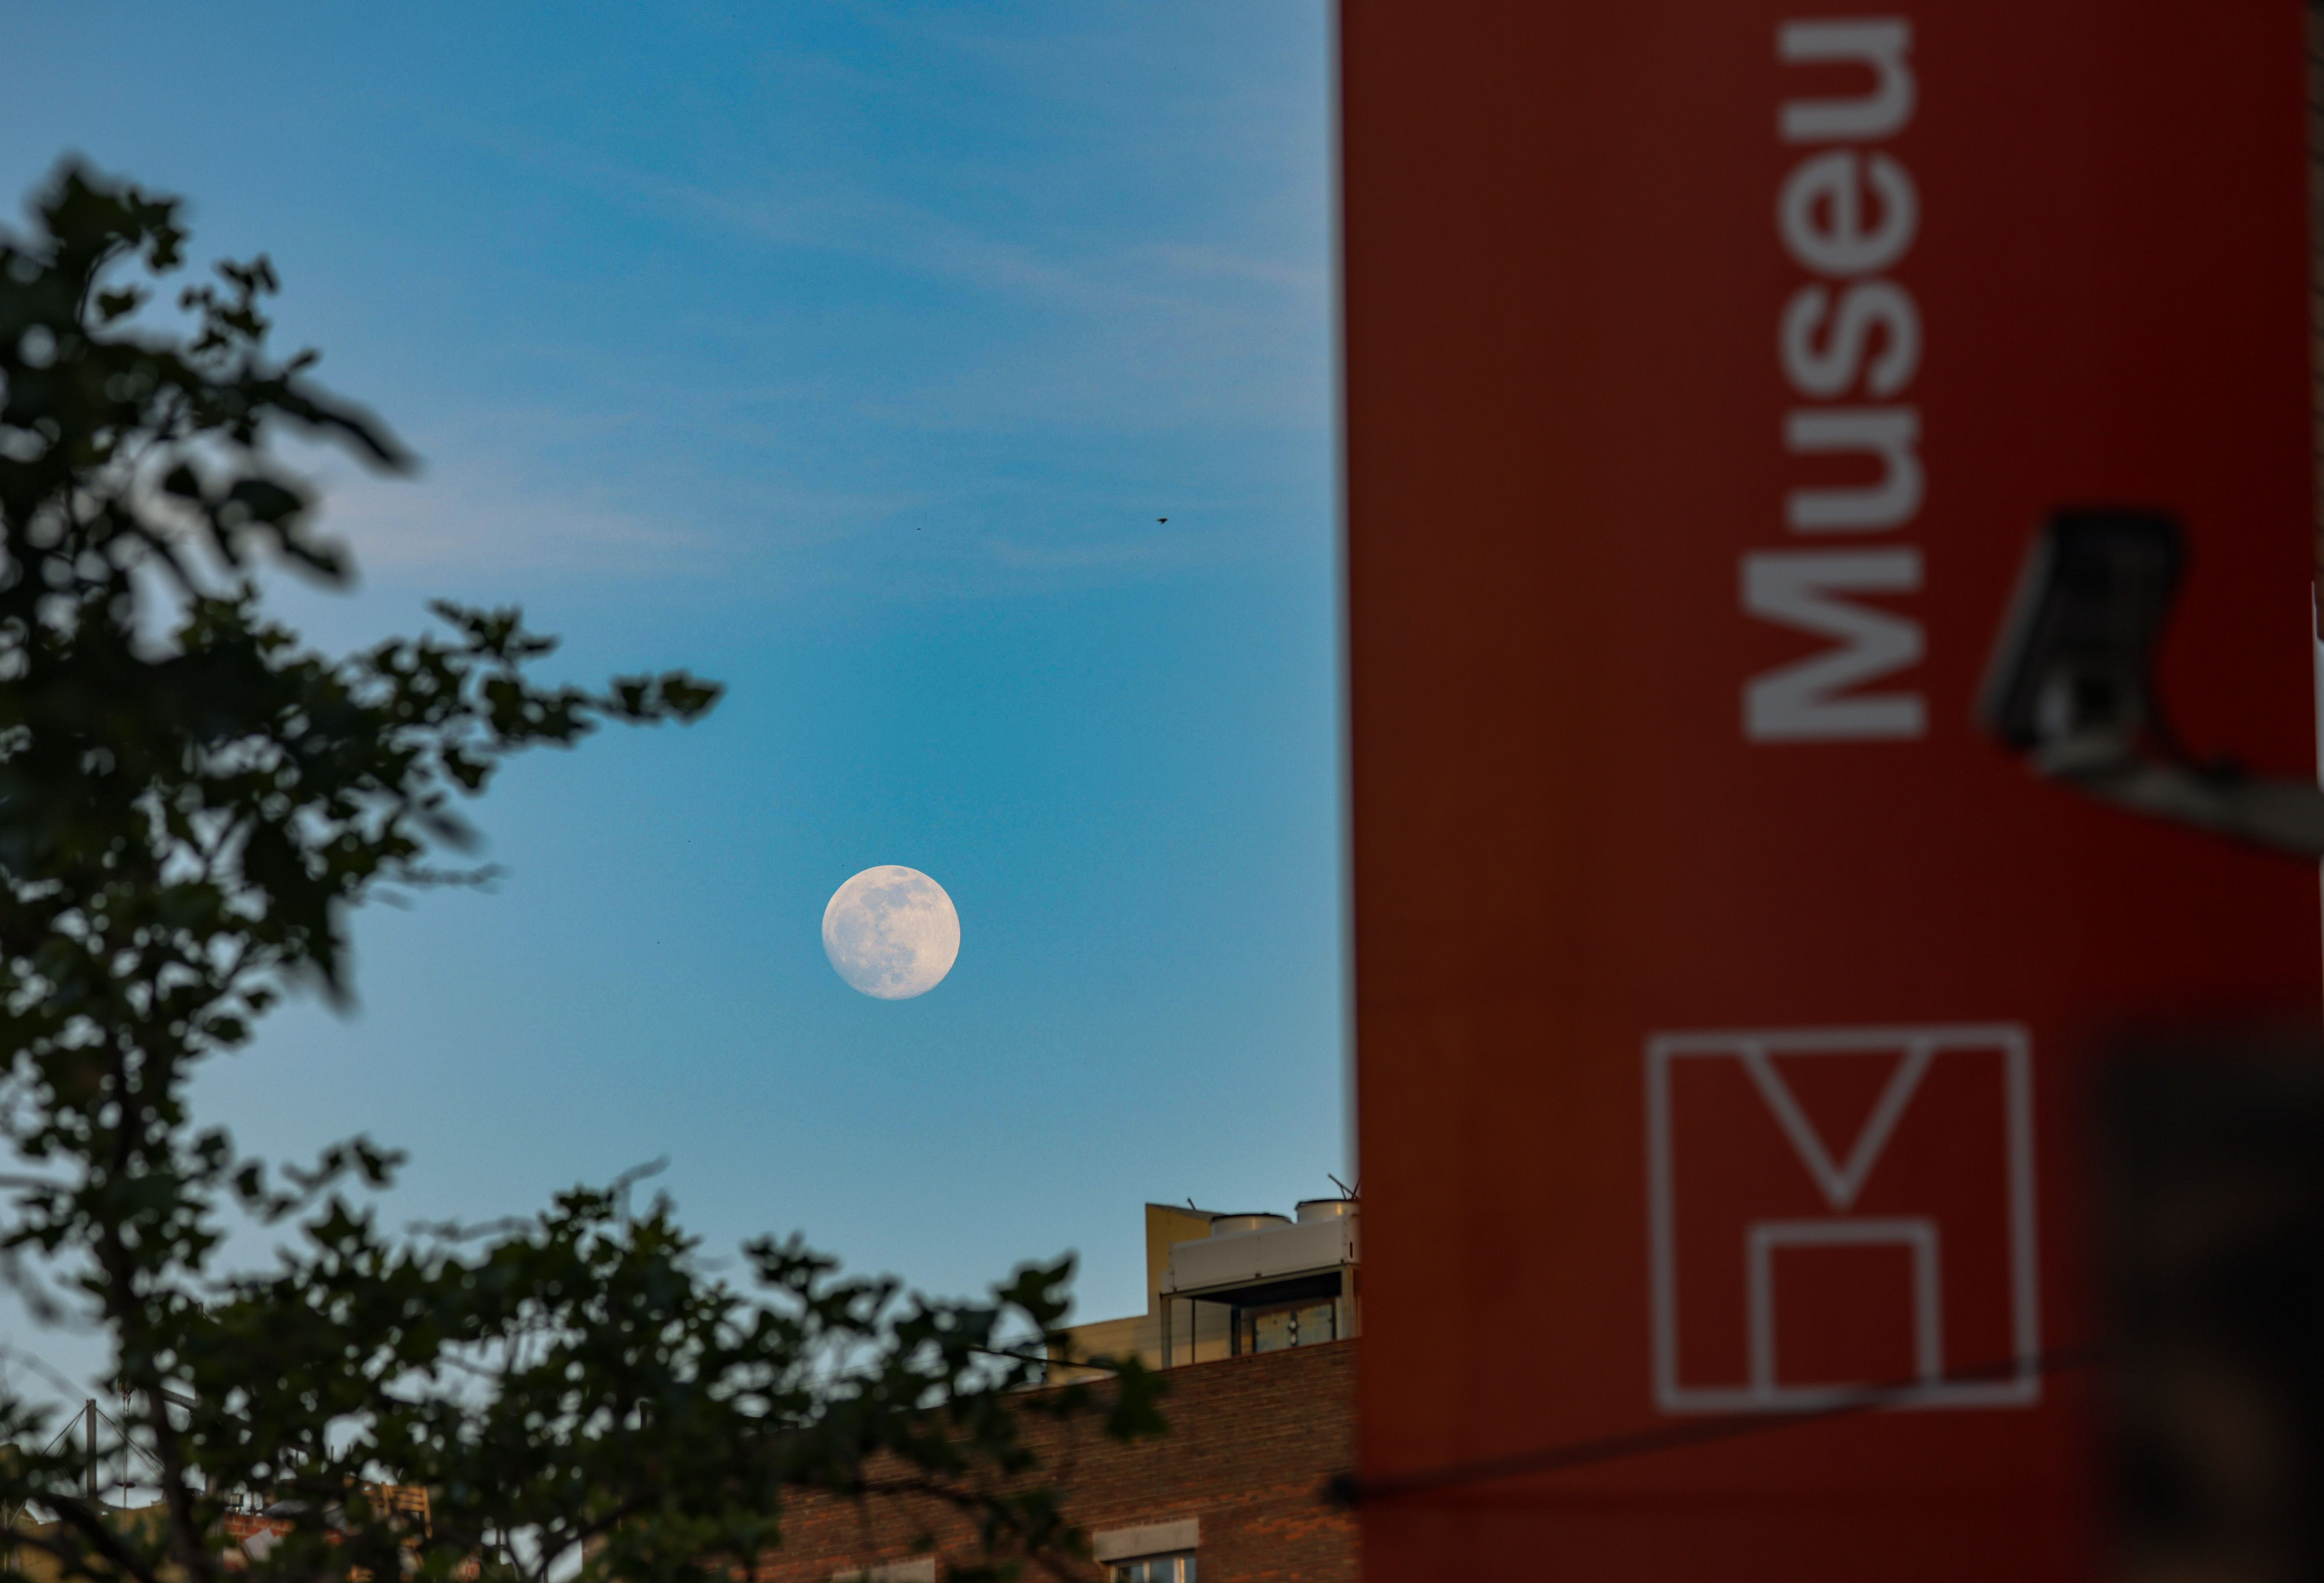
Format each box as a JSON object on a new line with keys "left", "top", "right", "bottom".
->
{"left": 1049, "top": 1204, "right": 1235, "bottom": 1377}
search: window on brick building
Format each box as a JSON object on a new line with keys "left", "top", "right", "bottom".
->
{"left": 1246, "top": 1298, "right": 1335, "bottom": 1353}
{"left": 1109, "top": 1553, "right": 1196, "bottom": 1583}
{"left": 829, "top": 1563, "right": 934, "bottom": 1583}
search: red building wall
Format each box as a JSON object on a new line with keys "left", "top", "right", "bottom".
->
{"left": 755, "top": 1341, "right": 1355, "bottom": 1582}
{"left": 1341, "top": 3, "right": 2316, "bottom": 1579}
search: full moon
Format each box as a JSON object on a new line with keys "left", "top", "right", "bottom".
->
{"left": 822, "top": 866, "right": 961, "bottom": 1000}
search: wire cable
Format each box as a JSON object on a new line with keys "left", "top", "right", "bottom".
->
{"left": 1327, "top": 1342, "right": 2103, "bottom": 1507}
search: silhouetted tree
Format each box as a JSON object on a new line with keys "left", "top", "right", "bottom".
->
{"left": 0, "top": 162, "right": 1156, "bottom": 1583}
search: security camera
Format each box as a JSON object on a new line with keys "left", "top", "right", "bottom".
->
{"left": 1979, "top": 508, "right": 2183, "bottom": 758}
{"left": 1980, "top": 509, "right": 2324, "bottom": 857}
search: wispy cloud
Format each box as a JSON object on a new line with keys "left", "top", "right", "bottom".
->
{"left": 253, "top": 2, "right": 1335, "bottom": 596}
{"left": 435, "top": 93, "right": 1330, "bottom": 439}
{"left": 977, "top": 531, "right": 1220, "bottom": 574}
{"left": 288, "top": 418, "right": 917, "bottom": 584}
{"left": 318, "top": 462, "right": 709, "bottom": 577}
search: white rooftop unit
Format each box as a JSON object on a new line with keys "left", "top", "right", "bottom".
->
{"left": 1157, "top": 1201, "right": 1358, "bottom": 1365}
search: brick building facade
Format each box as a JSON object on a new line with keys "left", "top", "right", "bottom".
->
{"left": 756, "top": 1340, "right": 1356, "bottom": 1583}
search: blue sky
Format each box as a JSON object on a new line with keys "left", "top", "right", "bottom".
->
{"left": 0, "top": 2, "right": 1342, "bottom": 1359}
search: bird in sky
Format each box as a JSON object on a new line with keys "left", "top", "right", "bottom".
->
{"left": 1157, "top": 517, "right": 1168, "bottom": 524}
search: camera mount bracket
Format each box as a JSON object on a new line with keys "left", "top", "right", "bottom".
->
{"left": 1980, "top": 509, "right": 2324, "bottom": 860}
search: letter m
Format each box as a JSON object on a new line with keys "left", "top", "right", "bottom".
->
{"left": 1742, "top": 548, "right": 1925, "bottom": 742}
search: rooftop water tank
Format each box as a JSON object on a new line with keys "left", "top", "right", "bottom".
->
{"left": 1208, "top": 1212, "right": 1292, "bottom": 1238}
{"left": 1296, "top": 1198, "right": 1357, "bottom": 1224}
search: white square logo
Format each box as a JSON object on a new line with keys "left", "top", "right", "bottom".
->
{"left": 1645, "top": 1023, "right": 2040, "bottom": 1413}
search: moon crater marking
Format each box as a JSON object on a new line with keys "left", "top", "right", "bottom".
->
{"left": 822, "top": 865, "right": 960, "bottom": 1000}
